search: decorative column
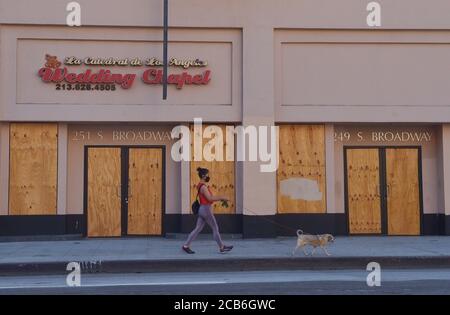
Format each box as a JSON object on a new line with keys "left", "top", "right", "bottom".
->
{"left": 241, "top": 26, "right": 277, "bottom": 238}
{"left": 57, "top": 123, "right": 68, "bottom": 216}
{"left": 0, "top": 123, "right": 9, "bottom": 215}
{"left": 439, "top": 124, "right": 450, "bottom": 235}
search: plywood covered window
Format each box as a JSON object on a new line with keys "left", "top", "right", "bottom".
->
{"left": 277, "top": 125, "right": 326, "bottom": 213}
{"left": 9, "top": 123, "right": 58, "bottom": 215}
{"left": 190, "top": 125, "right": 235, "bottom": 214}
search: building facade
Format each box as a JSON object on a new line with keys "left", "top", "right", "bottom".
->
{"left": 1, "top": 0, "right": 450, "bottom": 237}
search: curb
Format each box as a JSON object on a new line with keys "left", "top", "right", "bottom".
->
{"left": 1, "top": 256, "right": 450, "bottom": 276}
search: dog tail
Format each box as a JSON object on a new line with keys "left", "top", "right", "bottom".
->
{"left": 296, "top": 229, "right": 304, "bottom": 236}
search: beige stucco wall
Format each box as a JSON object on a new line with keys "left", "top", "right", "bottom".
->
{"left": 440, "top": 124, "right": 450, "bottom": 216}
{"left": 2, "top": 1, "right": 450, "bottom": 124}
{"left": 57, "top": 124, "right": 68, "bottom": 215}
{"left": 3, "top": 0, "right": 450, "bottom": 29}
{"left": 0, "top": 26, "right": 242, "bottom": 122}
{"left": 275, "top": 30, "right": 450, "bottom": 122}
{"left": 2, "top": 0, "right": 450, "bottom": 219}
{"left": 0, "top": 123, "right": 8, "bottom": 215}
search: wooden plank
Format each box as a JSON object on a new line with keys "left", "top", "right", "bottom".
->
{"left": 346, "top": 149, "right": 382, "bottom": 234}
{"left": 386, "top": 148, "right": 420, "bottom": 235}
{"left": 9, "top": 123, "right": 58, "bottom": 215}
{"left": 277, "top": 125, "right": 326, "bottom": 213}
{"left": 87, "top": 147, "right": 121, "bottom": 237}
{"left": 190, "top": 125, "right": 235, "bottom": 214}
{"left": 128, "top": 148, "right": 163, "bottom": 235}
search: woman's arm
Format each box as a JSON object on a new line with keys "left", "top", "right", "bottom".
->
{"left": 200, "top": 185, "right": 228, "bottom": 202}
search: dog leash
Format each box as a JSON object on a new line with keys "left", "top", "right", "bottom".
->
{"left": 211, "top": 205, "right": 305, "bottom": 236}
{"left": 241, "top": 207, "right": 300, "bottom": 234}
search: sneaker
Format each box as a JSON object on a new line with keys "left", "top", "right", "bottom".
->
{"left": 219, "top": 245, "right": 233, "bottom": 253}
{"left": 182, "top": 246, "right": 195, "bottom": 254}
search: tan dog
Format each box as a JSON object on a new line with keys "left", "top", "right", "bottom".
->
{"left": 292, "top": 229, "right": 335, "bottom": 256}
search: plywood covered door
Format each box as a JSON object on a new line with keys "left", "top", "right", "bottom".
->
{"left": 9, "top": 123, "right": 58, "bottom": 215}
{"left": 346, "top": 148, "right": 382, "bottom": 234}
{"left": 87, "top": 148, "right": 122, "bottom": 237}
{"left": 127, "top": 148, "right": 163, "bottom": 235}
{"left": 386, "top": 148, "right": 420, "bottom": 235}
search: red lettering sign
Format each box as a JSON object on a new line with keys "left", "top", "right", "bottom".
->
{"left": 37, "top": 55, "right": 212, "bottom": 90}
{"left": 38, "top": 67, "right": 136, "bottom": 89}
{"left": 142, "top": 69, "right": 211, "bottom": 89}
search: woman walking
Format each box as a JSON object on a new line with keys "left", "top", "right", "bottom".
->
{"left": 182, "top": 167, "right": 233, "bottom": 254}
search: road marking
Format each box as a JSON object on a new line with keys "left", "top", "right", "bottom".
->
{"left": 2, "top": 269, "right": 450, "bottom": 290}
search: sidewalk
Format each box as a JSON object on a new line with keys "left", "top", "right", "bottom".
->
{"left": 1, "top": 236, "right": 450, "bottom": 275}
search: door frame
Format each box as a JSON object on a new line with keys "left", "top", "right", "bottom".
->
{"left": 83, "top": 145, "right": 166, "bottom": 237}
{"left": 343, "top": 146, "right": 424, "bottom": 236}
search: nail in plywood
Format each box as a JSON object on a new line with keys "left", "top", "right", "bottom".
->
{"left": 346, "top": 148, "right": 382, "bottom": 234}
{"left": 87, "top": 147, "right": 121, "bottom": 237}
{"left": 9, "top": 123, "right": 58, "bottom": 215}
{"left": 190, "top": 125, "right": 235, "bottom": 214}
{"left": 277, "top": 125, "right": 326, "bottom": 213}
{"left": 128, "top": 148, "right": 163, "bottom": 235}
{"left": 386, "top": 148, "right": 420, "bottom": 235}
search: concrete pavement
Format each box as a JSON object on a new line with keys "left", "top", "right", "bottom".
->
{"left": 0, "top": 236, "right": 450, "bottom": 275}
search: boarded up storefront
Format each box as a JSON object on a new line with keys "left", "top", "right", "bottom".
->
{"left": 9, "top": 123, "right": 58, "bottom": 215}
{"left": 190, "top": 125, "right": 235, "bottom": 214}
{"left": 277, "top": 125, "right": 326, "bottom": 214}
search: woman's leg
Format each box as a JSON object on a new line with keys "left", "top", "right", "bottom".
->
{"left": 184, "top": 215, "right": 206, "bottom": 247}
{"left": 203, "top": 206, "right": 224, "bottom": 248}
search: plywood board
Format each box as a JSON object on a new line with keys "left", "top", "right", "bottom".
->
{"left": 190, "top": 125, "right": 235, "bottom": 214}
{"left": 277, "top": 125, "right": 326, "bottom": 213}
{"left": 386, "top": 148, "right": 420, "bottom": 235}
{"left": 128, "top": 148, "right": 163, "bottom": 235}
{"left": 346, "top": 149, "right": 382, "bottom": 234}
{"left": 9, "top": 123, "right": 58, "bottom": 215}
{"left": 87, "top": 147, "right": 122, "bottom": 237}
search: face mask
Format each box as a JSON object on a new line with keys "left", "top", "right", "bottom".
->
{"left": 205, "top": 176, "right": 210, "bottom": 182}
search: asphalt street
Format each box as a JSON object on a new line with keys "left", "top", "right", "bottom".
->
{"left": 1, "top": 269, "right": 450, "bottom": 295}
